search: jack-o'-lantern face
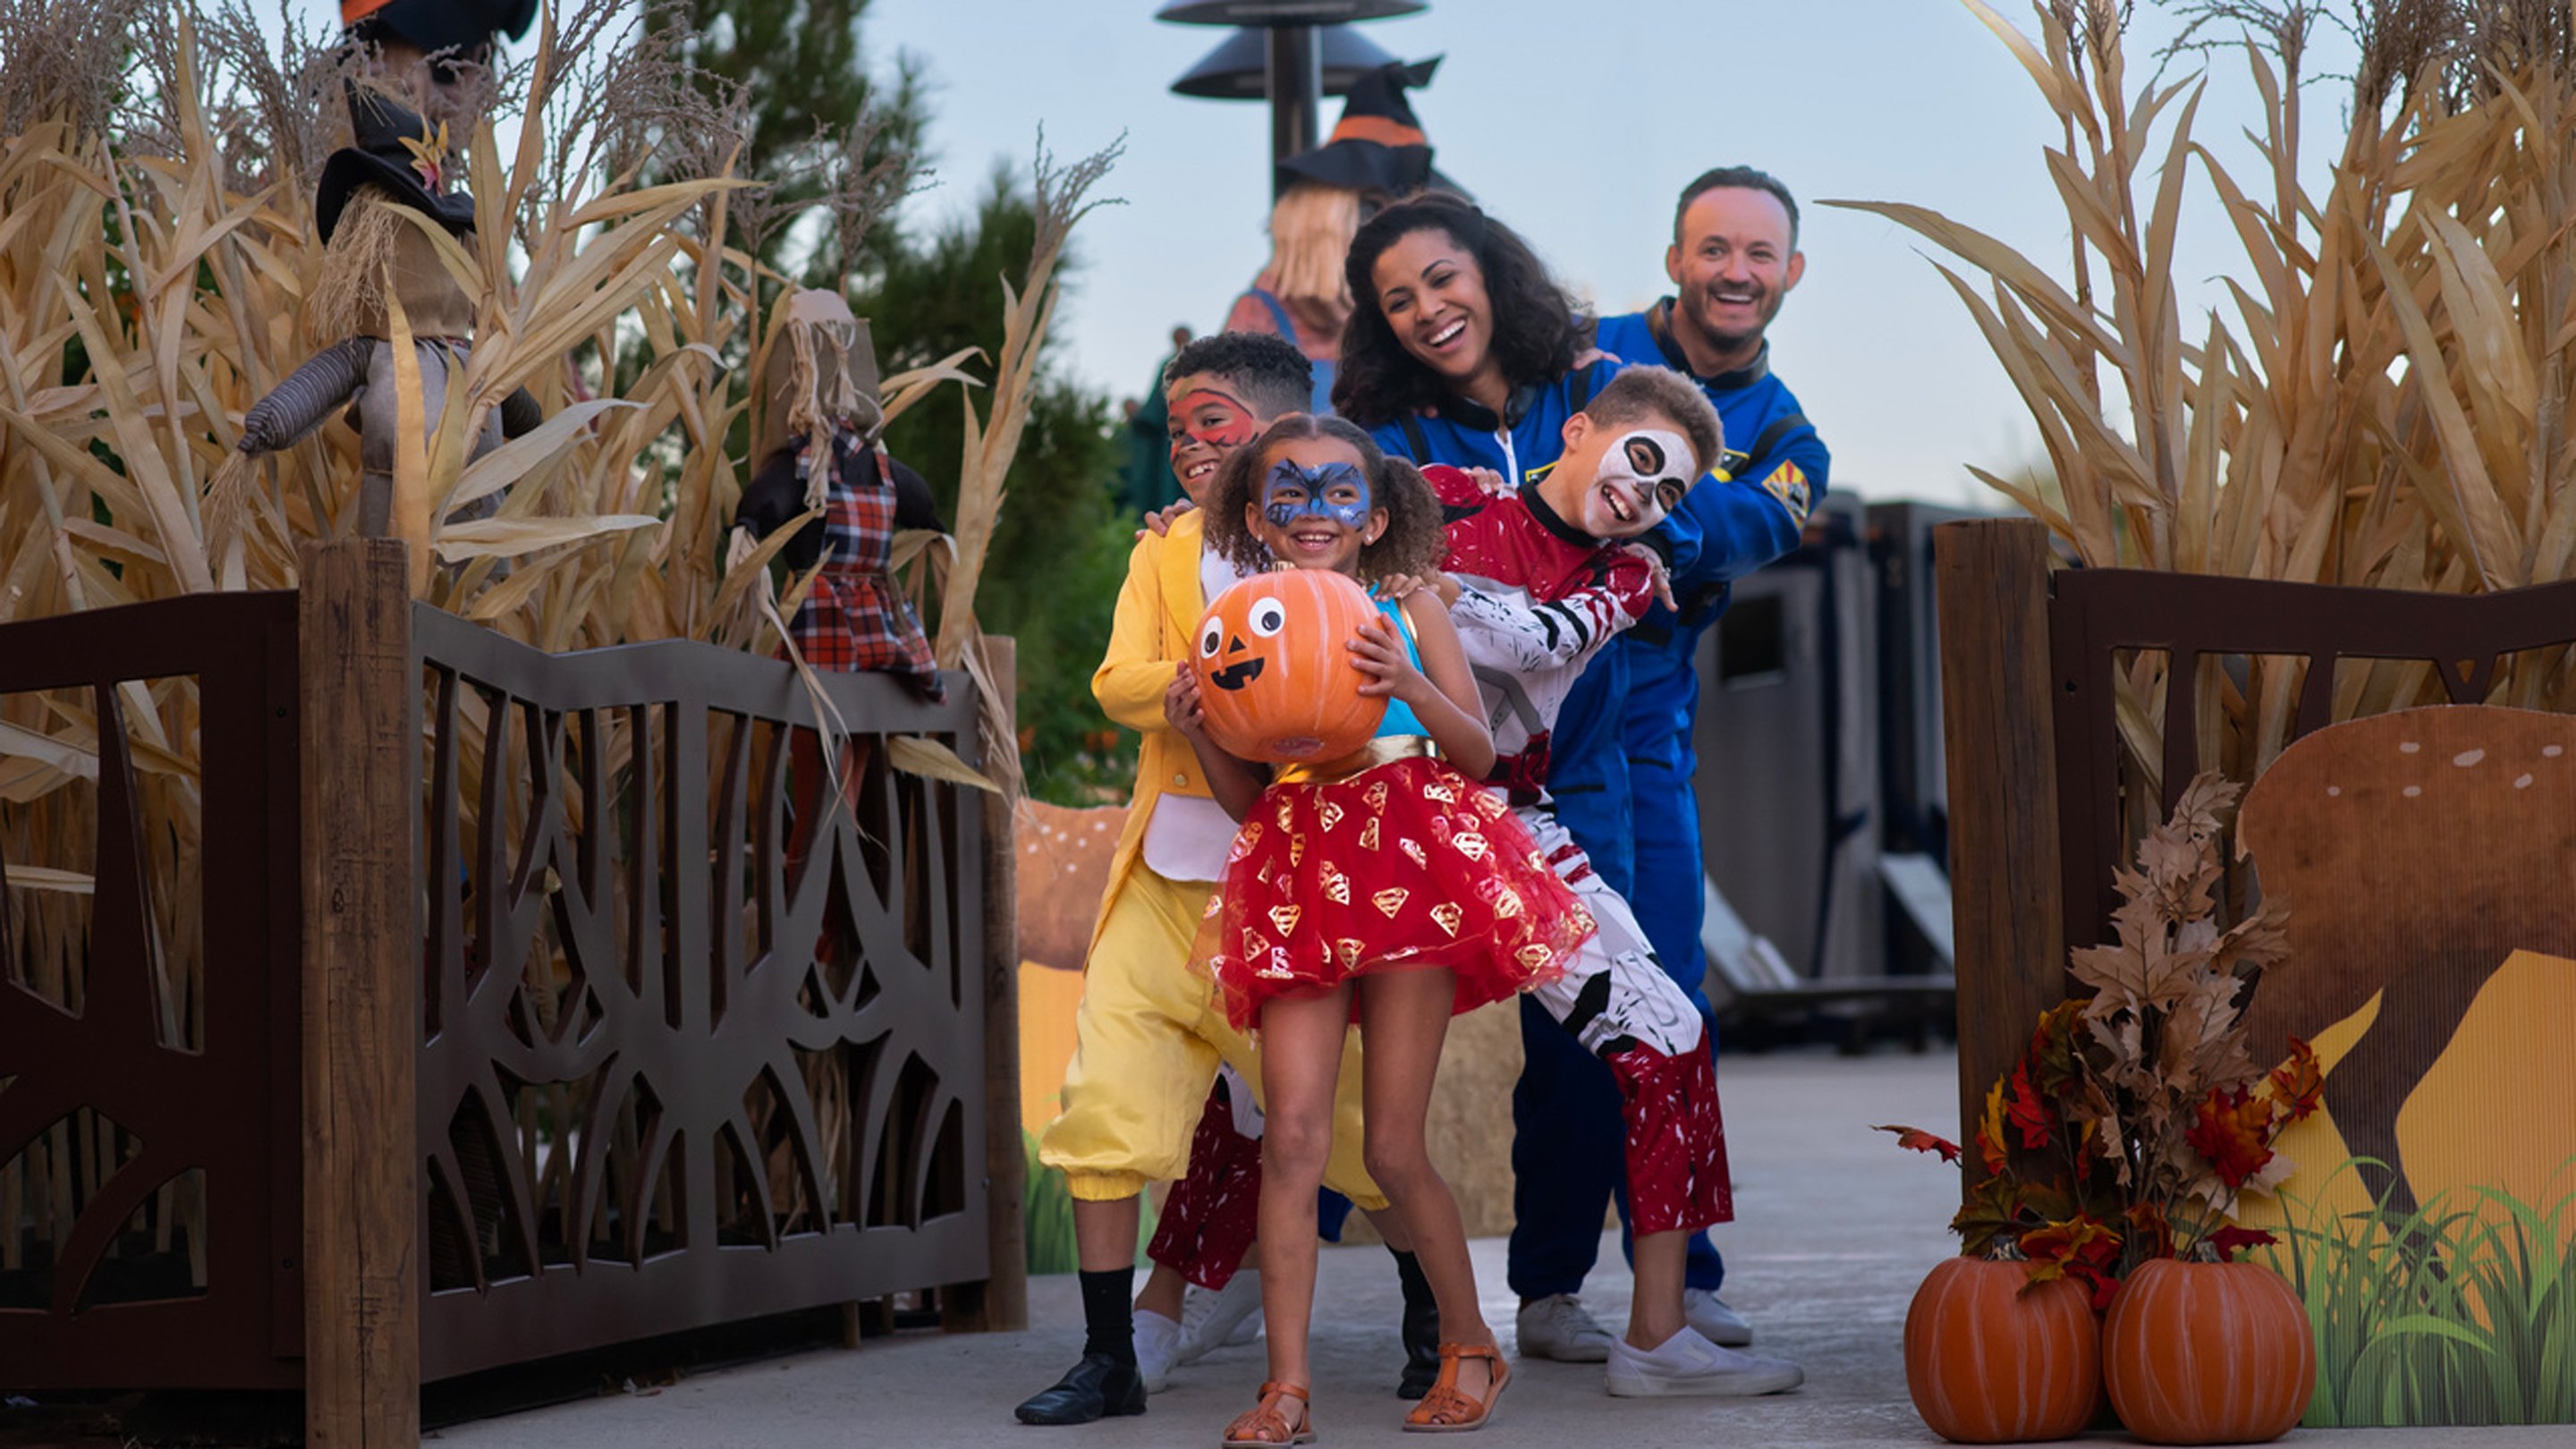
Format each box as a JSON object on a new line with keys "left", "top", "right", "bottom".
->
{"left": 1191, "top": 571, "right": 1385, "bottom": 763}
{"left": 1198, "top": 589, "right": 1287, "bottom": 694}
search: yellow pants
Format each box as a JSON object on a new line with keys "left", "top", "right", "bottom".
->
{"left": 1038, "top": 865, "right": 1385, "bottom": 1208}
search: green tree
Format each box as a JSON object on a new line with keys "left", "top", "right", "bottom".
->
{"left": 647, "top": 0, "right": 925, "bottom": 282}
{"left": 862, "top": 164, "right": 1138, "bottom": 804}
{"left": 654, "top": 0, "right": 1134, "bottom": 803}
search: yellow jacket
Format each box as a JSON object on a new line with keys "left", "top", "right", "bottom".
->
{"left": 1087, "top": 510, "right": 1222, "bottom": 960}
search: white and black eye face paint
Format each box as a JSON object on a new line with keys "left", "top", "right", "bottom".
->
{"left": 1584, "top": 427, "right": 1697, "bottom": 538}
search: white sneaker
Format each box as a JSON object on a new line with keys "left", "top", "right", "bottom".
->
{"left": 1515, "top": 1293, "right": 1615, "bottom": 1362}
{"left": 1175, "top": 1272, "right": 1262, "bottom": 1365}
{"left": 1132, "top": 1309, "right": 1181, "bottom": 1394}
{"left": 1682, "top": 1287, "right": 1755, "bottom": 1347}
{"left": 1606, "top": 1326, "right": 1804, "bottom": 1397}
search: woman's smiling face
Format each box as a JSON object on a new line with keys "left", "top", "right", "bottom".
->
{"left": 1246, "top": 435, "right": 1383, "bottom": 573}
{"left": 1369, "top": 226, "right": 1494, "bottom": 388}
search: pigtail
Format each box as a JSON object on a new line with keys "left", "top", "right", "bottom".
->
{"left": 1203, "top": 442, "right": 1278, "bottom": 575}
{"left": 1354, "top": 454, "right": 1447, "bottom": 580}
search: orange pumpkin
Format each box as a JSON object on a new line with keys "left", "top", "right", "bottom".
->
{"left": 1193, "top": 571, "right": 1385, "bottom": 763}
{"left": 1904, "top": 1257, "right": 2102, "bottom": 1444}
{"left": 2103, "top": 1258, "right": 2314, "bottom": 1445}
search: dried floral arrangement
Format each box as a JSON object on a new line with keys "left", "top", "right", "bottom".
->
{"left": 1832, "top": 0, "right": 2576, "bottom": 821}
{"left": 1881, "top": 774, "right": 2322, "bottom": 1303}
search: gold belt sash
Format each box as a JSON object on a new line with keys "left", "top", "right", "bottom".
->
{"left": 1272, "top": 735, "right": 1436, "bottom": 787}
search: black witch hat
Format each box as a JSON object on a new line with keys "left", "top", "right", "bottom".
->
{"left": 315, "top": 88, "right": 478, "bottom": 243}
{"left": 1277, "top": 57, "right": 1460, "bottom": 198}
{"left": 342, "top": 0, "right": 539, "bottom": 57}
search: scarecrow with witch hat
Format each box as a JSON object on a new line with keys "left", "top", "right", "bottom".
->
{"left": 341, "top": 0, "right": 538, "bottom": 133}
{"left": 1224, "top": 58, "right": 1460, "bottom": 414}
{"left": 236, "top": 88, "right": 538, "bottom": 537}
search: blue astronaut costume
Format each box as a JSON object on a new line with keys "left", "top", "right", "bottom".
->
{"left": 1368, "top": 343, "right": 1816, "bottom": 1305}
{"left": 1512, "top": 308, "right": 1827, "bottom": 1303}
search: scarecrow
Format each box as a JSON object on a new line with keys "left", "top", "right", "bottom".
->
{"left": 733, "top": 288, "right": 947, "bottom": 703}
{"left": 341, "top": 0, "right": 538, "bottom": 134}
{"left": 235, "top": 89, "right": 538, "bottom": 536}
{"left": 732, "top": 290, "right": 950, "bottom": 925}
{"left": 1225, "top": 57, "right": 1456, "bottom": 414}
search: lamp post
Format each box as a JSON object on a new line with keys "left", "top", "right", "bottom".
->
{"left": 1157, "top": 0, "right": 1428, "bottom": 198}
{"left": 1169, "top": 25, "right": 1404, "bottom": 100}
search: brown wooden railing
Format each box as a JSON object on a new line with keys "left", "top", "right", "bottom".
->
{"left": 1, "top": 540, "right": 1021, "bottom": 1440}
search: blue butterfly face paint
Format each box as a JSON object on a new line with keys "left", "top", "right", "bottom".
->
{"left": 1261, "top": 460, "right": 1374, "bottom": 530}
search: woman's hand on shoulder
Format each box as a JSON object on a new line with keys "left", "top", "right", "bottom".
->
{"left": 1618, "top": 540, "right": 1676, "bottom": 611}
{"left": 1376, "top": 571, "right": 1460, "bottom": 607}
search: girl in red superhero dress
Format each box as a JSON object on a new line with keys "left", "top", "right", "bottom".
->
{"left": 1167, "top": 415, "right": 1591, "bottom": 1443}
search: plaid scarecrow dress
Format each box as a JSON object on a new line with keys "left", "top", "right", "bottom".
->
{"left": 738, "top": 426, "right": 945, "bottom": 702}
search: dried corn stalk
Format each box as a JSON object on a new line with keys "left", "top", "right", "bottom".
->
{"left": 1833, "top": 0, "right": 2576, "bottom": 808}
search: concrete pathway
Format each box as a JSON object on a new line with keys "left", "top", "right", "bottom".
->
{"left": 431, "top": 1050, "right": 2567, "bottom": 1448}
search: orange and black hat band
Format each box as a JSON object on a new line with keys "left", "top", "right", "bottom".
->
{"left": 1326, "top": 114, "right": 1427, "bottom": 149}
{"left": 342, "top": 0, "right": 396, "bottom": 24}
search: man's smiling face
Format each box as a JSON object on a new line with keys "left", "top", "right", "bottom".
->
{"left": 1666, "top": 186, "right": 1803, "bottom": 360}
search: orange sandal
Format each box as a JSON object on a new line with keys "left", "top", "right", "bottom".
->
{"left": 1222, "top": 1381, "right": 1316, "bottom": 1447}
{"left": 1402, "top": 1342, "right": 1510, "bottom": 1432}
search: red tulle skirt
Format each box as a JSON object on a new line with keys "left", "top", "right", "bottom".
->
{"left": 1200, "top": 750, "right": 1595, "bottom": 1029}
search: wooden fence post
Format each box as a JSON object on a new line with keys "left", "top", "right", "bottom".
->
{"left": 1932, "top": 521, "right": 2065, "bottom": 1191}
{"left": 299, "top": 539, "right": 419, "bottom": 1445}
{"left": 945, "top": 635, "right": 1026, "bottom": 1333}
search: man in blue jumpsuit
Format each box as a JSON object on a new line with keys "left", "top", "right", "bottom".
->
{"left": 1511, "top": 166, "right": 1830, "bottom": 1361}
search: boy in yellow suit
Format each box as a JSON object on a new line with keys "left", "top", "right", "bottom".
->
{"left": 1017, "top": 335, "right": 1394, "bottom": 1426}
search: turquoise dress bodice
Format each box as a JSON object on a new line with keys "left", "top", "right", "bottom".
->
{"left": 1372, "top": 594, "right": 1429, "bottom": 739}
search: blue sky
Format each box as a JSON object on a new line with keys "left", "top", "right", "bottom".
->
{"left": 295, "top": 1, "right": 2365, "bottom": 507}
{"left": 856, "top": 0, "right": 2360, "bottom": 507}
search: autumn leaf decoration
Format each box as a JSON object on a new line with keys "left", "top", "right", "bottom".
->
{"left": 1881, "top": 774, "right": 2315, "bottom": 1301}
{"left": 1876, "top": 1124, "right": 1962, "bottom": 1164}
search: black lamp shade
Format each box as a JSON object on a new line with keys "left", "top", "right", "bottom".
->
{"left": 1157, "top": 1, "right": 1426, "bottom": 25}
{"left": 1171, "top": 24, "right": 1402, "bottom": 99}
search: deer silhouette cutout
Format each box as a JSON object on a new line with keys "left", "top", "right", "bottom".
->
{"left": 1016, "top": 801, "right": 1129, "bottom": 972}
{"left": 2237, "top": 705, "right": 2576, "bottom": 1225}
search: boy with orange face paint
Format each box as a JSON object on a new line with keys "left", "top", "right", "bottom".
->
{"left": 1018, "top": 334, "right": 1410, "bottom": 1427}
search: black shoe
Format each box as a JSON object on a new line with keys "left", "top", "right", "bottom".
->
{"left": 1397, "top": 1297, "right": 1442, "bottom": 1400}
{"left": 1014, "top": 1352, "right": 1148, "bottom": 1426}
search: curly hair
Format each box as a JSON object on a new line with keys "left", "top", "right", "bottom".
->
{"left": 1204, "top": 414, "right": 1447, "bottom": 580}
{"left": 1163, "top": 330, "right": 1313, "bottom": 420}
{"left": 1332, "top": 193, "right": 1588, "bottom": 428}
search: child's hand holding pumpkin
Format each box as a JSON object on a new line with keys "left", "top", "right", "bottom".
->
{"left": 1347, "top": 614, "right": 1434, "bottom": 707}
{"left": 1164, "top": 662, "right": 1210, "bottom": 741}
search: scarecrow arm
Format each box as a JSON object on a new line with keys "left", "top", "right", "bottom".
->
{"left": 736, "top": 448, "right": 826, "bottom": 571}
{"left": 238, "top": 338, "right": 372, "bottom": 453}
{"left": 886, "top": 453, "right": 945, "bottom": 531}
{"left": 498, "top": 386, "right": 543, "bottom": 438}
